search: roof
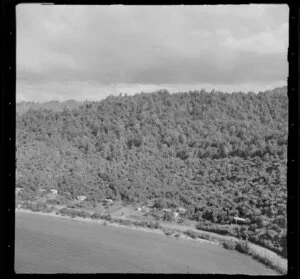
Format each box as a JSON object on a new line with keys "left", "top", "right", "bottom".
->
{"left": 233, "top": 217, "right": 247, "bottom": 221}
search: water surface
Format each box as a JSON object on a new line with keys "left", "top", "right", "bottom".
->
{"left": 15, "top": 212, "right": 278, "bottom": 274}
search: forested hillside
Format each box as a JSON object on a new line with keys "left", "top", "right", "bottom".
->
{"left": 16, "top": 87, "right": 288, "bottom": 257}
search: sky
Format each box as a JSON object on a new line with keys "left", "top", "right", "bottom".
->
{"left": 16, "top": 4, "right": 289, "bottom": 102}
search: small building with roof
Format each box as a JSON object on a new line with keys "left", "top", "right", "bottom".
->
{"left": 233, "top": 217, "right": 248, "bottom": 224}
{"left": 177, "top": 207, "right": 187, "bottom": 215}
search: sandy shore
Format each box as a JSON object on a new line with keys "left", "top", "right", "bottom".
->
{"left": 15, "top": 208, "right": 210, "bottom": 243}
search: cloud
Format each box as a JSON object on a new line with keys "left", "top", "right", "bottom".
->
{"left": 16, "top": 4, "right": 288, "bottom": 101}
{"left": 224, "top": 23, "right": 288, "bottom": 54}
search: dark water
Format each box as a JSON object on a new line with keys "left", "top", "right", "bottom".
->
{"left": 15, "top": 212, "right": 278, "bottom": 274}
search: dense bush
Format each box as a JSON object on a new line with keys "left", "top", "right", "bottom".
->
{"left": 174, "top": 233, "right": 181, "bottom": 239}
{"left": 91, "top": 212, "right": 102, "bottom": 219}
{"left": 198, "top": 233, "right": 212, "bottom": 241}
{"left": 185, "top": 230, "right": 198, "bottom": 239}
{"left": 101, "top": 214, "right": 112, "bottom": 221}
{"left": 59, "top": 207, "right": 72, "bottom": 216}
{"left": 222, "top": 240, "right": 237, "bottom": 250}
{"left": 57, "top": 207, "right": 90, "bottom": 218}
{"left": 118, "top": 219, "right": 132, "bottom": 226}
{"left": 163, "top": 212, "right": 174, "bottom": 222}
{"left": 21, "top": 202, "right": 47, "bottom": 212}
{"left": 196, "top": 222, "right": 286, "bottom": 258}
{"left": 76, "top": 210, "right": 91, "bottom": 218}
{"left": 16, "top": 87, "right": 287, "bottom": 257}
{"left": 147, "top": 221, "right": 161, "bottom": 229}
{"left": 42, "top": 206, "right": 57, "bottom": 213}
{"left": 46, "top": 199, "right": 61, "bottom": 205}
{"left": 163, "top": 229, "right": 175, "bottom": 236}
{"left": 236, "top": 240, "right": 251, "bottom": 254}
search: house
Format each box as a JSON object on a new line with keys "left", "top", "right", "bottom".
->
{"left": 233, "top": 217, "right": 248, "bottom": 224}
{"left": 50, "top": 189, "right": 58, "bottom": 195}
{"left": 137, "top": 207, "right": 142, "bottom": 211}
{"left": 77, "top": 195, "right": 86, "bottom": 202}
{"left": 163, "top": 208, "right": 172, "bottom": 213}
{"left": 15, "top": 187, "right": 22, "bottom": 193}
{"left": 177, "top": 207, "right": 187, "bottom": 215}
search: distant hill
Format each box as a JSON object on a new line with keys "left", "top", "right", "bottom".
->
{"left": 16, "top": 86, "right": 288, "bottom": 257}
{"left": 16, "top": 99, "right": 82, "bottom": 115}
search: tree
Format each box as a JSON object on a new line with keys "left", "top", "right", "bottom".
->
{"left": 153, "top": 198, "right": 167, "bottom": 209}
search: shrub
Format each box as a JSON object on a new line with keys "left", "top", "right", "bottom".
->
{"left": 163, "top": 212, "right": 174, "bottom": 222}
{"left": 27, "top": 202, "right": 47, "bottom": 212}
{"left": 46, "top": 199, "right": 60, "bottom": 205}
{"left": 174, "top": 233, "right": 181, "bottom": 239}
{"left": 199, "top": 233, "right": 211, "bottom": 241}
{"left": 42, "top": 206, "right": 56, "bottom": 213}
{"left": 236, "top": 240, "right": 251, "bottom": 254}
{"left": 76, "top": 210, "right": 90, "bottom": 218}
{"left": 102, "top": 214, "right": 112, "bottom": 221}
{"left": 177, "top": 218, "right": 184, "bottom": 224}
{"left": 163, "top": 229, "right": 174, "bottom": 236}
{"left": 185, "top": 230, "right": 198, "bottom": 239}
{"left": 59, "top": 207, "right": 70, "bottom": 216}
{"left": 147, "top": 221, "right": 161, "bottom": 229}
{"left": 153, "top": 198, "right": 167, "bottom": 209}
{"left": 50, "top": 205, "right": 57, "bottom": 211}
{"left": 138, "top": 221, "right": 148, "bottom": 227}
{"left": 222, "top": 240, "right": 237, "bottom": 250}
{"left": 154, "top": 221, "right": 161, "bottom": 229}
{"left": 121, "top": 219, "right": 132, "bottom": 226}
{"left": 91, "top": 212, "right": 102, "bottom": 219}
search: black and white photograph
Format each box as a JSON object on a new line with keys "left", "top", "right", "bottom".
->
{"left": 15, "top": 4, "right": 288, "bottom": 274}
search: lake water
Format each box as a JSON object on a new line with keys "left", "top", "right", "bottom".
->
{"left": 15, "top": 212, "right": 278, "bottom": 274}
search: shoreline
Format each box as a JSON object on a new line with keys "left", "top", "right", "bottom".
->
{"left": 15, "top": 208, "right": 287, "bottom": 274}
{"left": 15, "top": 208, "right": 215, "bottom": 244}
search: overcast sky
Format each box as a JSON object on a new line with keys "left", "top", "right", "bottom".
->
{"left": 17, "top": 4, "right": 288, "bottom": 102}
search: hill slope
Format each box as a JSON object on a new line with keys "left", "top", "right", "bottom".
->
{"left": 16, "top": 87, "right": 288, "bottom": 257}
